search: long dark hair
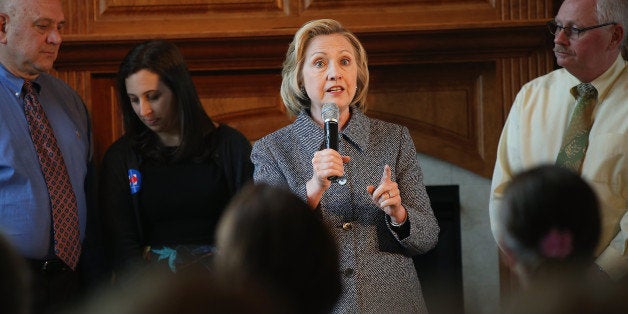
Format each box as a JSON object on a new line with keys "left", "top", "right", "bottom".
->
{"left": 116, "top": 39, "right": 216, "bottom": 163}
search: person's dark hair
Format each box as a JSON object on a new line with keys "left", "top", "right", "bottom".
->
{"left": 0, "top": 233, "right": 30, "bottom": 314}
{"left": 73, "top": 267, "right": 281, "bottom": 314}
{"left": 500, "top": 165, "right": 600, "bottom": 278}
{"left": 116, "top": 39, "right": 216, "bottom": 163}
{"left": 214, "top": 183, "right": 341, "bottom": 313}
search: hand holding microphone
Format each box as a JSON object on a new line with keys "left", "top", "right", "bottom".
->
{"left": 306, "top": 103, "right": 349, "bottom": 206}
{"left": 322, "top": 103, "right": 340, "bottom": 182}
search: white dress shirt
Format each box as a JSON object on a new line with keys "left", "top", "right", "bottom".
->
{"left": 490, "top": 55, "right": 628, "bottom": 280}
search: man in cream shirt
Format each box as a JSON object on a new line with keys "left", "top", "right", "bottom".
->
{"left": 489, "top": 0, "right": 627, "bottom": 280}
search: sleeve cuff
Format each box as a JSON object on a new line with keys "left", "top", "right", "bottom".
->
{"left": 596, "top": 246, "right": 628, "bottom": 281}
{"left": 388, "top": 216, "right": 410, "bottom": 239}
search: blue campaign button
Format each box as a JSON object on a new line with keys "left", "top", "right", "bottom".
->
{"left": 128, "top": 169, "right": 142, "bottom": 194}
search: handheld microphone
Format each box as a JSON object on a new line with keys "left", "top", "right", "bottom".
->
{"left": 322, "top": 103, "right": 339, "bottom": 182}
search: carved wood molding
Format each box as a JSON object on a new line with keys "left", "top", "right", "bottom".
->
{"left": 57, "top": 22, "right": 550, "bottom": 69}
{"left": 64, "top": 1, "right": 553, "bottom": 36}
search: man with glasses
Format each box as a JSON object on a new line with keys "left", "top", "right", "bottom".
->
{"left": 489, "top": 0, "right": 627, "bottom": 282}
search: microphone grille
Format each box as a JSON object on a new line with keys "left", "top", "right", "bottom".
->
{"left": 321, "top": 103, "right": 339, "bottom": 122}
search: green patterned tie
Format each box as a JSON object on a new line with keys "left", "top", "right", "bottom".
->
{"left": 555, "top": 83, "right": 597, "bottom": 172}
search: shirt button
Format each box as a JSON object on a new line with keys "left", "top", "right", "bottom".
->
{"left": 344, "top": 268, "right": 355, "bottom": 278}
{"left": 338, "top": 177, "right": 347, "bottom": 185}
{"left": 342, "top": 222, "right": 353, "bottom": 230}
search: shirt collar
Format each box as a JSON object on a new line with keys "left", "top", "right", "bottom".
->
{"left": 0, "top": 64, "right": 42, "bottom": 96}
{"left": 293, "top": 105, "right": 370, "bottom": 154}
{"left": 293, "top": 110, "right": 326, "bottom": 154}
{"left": 584, "top": 55, "right": 626, "bottom": 102}
{"left": 0, "top": 64, "right": 27, "bottom": 97}
{"left": 340, "top": 106, "right": 370, "bottom": 153}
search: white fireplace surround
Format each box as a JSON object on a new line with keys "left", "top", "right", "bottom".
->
{"left": 417, "top": 152, "right": 498, "bottom": 314}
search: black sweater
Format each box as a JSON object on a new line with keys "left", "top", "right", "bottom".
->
{"left": 100, "top": 124, "right": 253, "bottom": 273}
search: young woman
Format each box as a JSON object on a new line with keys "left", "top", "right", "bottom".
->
{"left": 100, "top": 40, "right": 253, "bottom": 276}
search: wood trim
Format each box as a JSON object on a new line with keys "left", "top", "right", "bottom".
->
{"left": 55, "top": 23, "right": 553, "bottom": 178}
{"left": 57, "top": 21, "right": 552, "bottom": 69}
{"left": 62, "top": 1, "right": 555, "bottom": 37}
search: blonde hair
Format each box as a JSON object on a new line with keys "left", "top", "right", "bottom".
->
{"left": 280, "top": 19, "right": 370, "bottom": 116}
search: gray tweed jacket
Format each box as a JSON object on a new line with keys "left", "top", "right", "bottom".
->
{"left": 252, "top": 107, "right": 440, "bottom": 313}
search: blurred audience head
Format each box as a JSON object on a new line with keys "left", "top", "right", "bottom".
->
{"left": 504, "top": 275, "right": 628, "bottom": 314}
{"left": 497, "top": 165, "right": 600, "bottom": 287}
{"left": 0, "top": 232, "right": 30, "bottom": 314}
{"left": 214, "top": 183, "right": 341, "bottom": 313}
{"left": 74, "top": 267, "right": 277, "bottom": 314}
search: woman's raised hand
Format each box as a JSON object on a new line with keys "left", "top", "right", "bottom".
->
{"left": 367, "top": 165, "right": 407, "bottom": 224}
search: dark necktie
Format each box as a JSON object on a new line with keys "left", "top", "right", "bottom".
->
{"left": 555, "top": 83, "right": 597, "bottom": 173}
{"left": 23, "top": 80, "right": 81, "bottom": 269}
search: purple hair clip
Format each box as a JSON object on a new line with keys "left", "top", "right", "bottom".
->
{"left": 539, "top": 228, "right": 573, "bottom": 259}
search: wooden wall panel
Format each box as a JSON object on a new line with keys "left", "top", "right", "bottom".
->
{"left": 497, "top": 49, "right": 555, "bottom": 119}
{"left": 86, "top": 62, "right": 503, "bottom": 175}
{"left": 56, "top": 28, "right": 554, "bottom": 177}
{"left": 90, "top": 75, "right": 123, "bottom": 165}
{"left": 192, "top": 70, "right": 293, "bottom": 140}
{"left": 56, "top": 0, "right": 556, "bottom": 177}
{"left": 368, "top": 62, "right": 498, "bottom": 176}
{"left": 59, "top": 0, "right": 554, "bottom": 38}
{"left": 98, "top": 0, "right": 286, "bottom": 15}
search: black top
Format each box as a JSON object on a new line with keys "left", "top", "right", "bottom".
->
{"left": 139, "top": 153, "right": 229, "bottom": 246}
{"left": 100, "top": 124, "right": 253, "bottom": 272}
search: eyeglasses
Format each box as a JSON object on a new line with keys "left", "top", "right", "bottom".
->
{"left": 547, "top": 20, "right": 616, "bottom": 39}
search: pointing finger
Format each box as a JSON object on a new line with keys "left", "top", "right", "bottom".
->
{"left": 380, "top": 164, "right": 392, "bottom": 184}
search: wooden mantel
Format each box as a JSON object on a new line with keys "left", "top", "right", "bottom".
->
{"left": 54, "top": 0, "right": 556, "bottom": 178}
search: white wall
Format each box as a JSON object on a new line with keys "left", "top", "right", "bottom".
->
{"left": 417, "top": 153, "right": 500, "bottom": 314}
